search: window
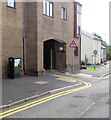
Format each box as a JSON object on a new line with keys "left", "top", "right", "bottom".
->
{"left": 74, "top": 47, "right": 78, "bottom": 56}
{"left": 74, "top": 2, "right": 82, "bottom": 38}
{"left": 46, "top": 1, "right": 50, "bottom": 16}
{"left": 50, "top": 2, "right": 53, "bottom": 17}
{"left": 77, "top": 4, "right": 81, "bottom": 14}
{"left": 43, "top": 0, "right": 46, "bottom": 14}
{"left": 61, "top": 7, "right": 67, "bottom": 20}
{"left": 77, "top": 13, "right": 81, "bottom": 26}
{"left": 7, "top": 0, "right": 15, "bottom": 8}
{"left": 77, "top": 26, "right": 80, "bottom": 35}
{"left": 43, "top": 0, "right": 53, "bottom": 17}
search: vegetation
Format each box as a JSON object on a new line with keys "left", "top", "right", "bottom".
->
{"left": 106, "top": 45, "right": 111, "bottom": 60}
{"left": 86, "top": 68, "right": 98, "bottom": 71}
{"left": 93, "top": 33, "right": 111, "bottom": 60}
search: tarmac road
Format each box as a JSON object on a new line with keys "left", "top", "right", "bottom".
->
{"left": 1, "top": 64, "right": 109, "bottom": 119}
{"left": 0, "top": 62, "right": 110, "bottom": 120}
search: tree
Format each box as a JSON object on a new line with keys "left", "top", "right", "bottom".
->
{"left": 92, "top": 33, "right": 107, "bottom": 47}
{"left": 93, "top": 33, "right": 102, "bottom": 40}
{"left": 106, "top": 45, "right": 111, "bottom": 60}
{"left": 93, "top": 33, "right": 111, "bottom": 60}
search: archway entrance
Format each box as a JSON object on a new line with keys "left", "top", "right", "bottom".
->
{"left": 44, "top": 39, "right": 66, "bottom": 70}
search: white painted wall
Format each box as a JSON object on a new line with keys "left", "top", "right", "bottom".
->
{"left": 81, "top": 31, "right": 101, "bottom": 64}
{"left": 101, "top": 47, "right": 106, "bottom": 62}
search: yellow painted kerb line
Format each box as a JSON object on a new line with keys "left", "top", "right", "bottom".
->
{"left": 0, "top": 78, "right": 92, "bottom": 118}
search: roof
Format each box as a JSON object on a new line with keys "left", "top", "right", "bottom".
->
{"left": 101, "top": 45, "right": 106, "bottom": 49}
{"left": 81, "top": 30, "right": 101, "bottom": 41}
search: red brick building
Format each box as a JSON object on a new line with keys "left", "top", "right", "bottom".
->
{"left": 0, "top": 1, "right": 82, "bottom": 77}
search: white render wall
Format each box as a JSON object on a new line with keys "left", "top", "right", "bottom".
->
{"left": 92, "top": 39, "right": 101, "bottom": 64}
{"left": 101, "top": 48, "right": 106, "bottom": 61}
{"left": 81, "top": 33, "right": 101, "bottom": 64}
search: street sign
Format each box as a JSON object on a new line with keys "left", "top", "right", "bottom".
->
{"left": 69, "top": 41, "right": 78, "bottom": 48}
{"left": 93, "top": 50, "right": 98, "bottom": 55}
{"left": 69, "top": 41, "right": 78, "bottom": 73}
{"left": 93, "top": 50, "right": 98, "bottom": 69}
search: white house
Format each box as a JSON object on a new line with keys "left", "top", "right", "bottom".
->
{"left": 81, "top": 30, "right": 102, "bottom": 65}
{"left": 101, "top": 45, "right": 106, "bottom": 62}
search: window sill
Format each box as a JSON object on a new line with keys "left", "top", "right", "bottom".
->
{"left": 43, "top": 14, "right": 53, "bottom": 18}
{"left": 61, "top": 19, "right": 67, "bottom": 21}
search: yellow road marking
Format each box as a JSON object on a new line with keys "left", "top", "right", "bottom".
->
{"left": 53, "top": 75, "right": 77, "bottom": 82}
{"left": 66, "top": 73, "right": 93, "bottom": 78}
{"left": 56, "top": 76, "right": 77, "bottom": 82}
{"left": 0, "top": 76, "right": 92, "bottom": 118}
{"left": 0, "top": 82, "right": 84, "bottom": 116}
{"left": 1, "top": 85, "right": 90, "bottom": 118}
{"left": 52, "top": 75, "right": 90, "bottom": 85}
{"left": 99, "top": 67, "right": 104, "bottom": 68}
{"left": 75, "top": 73, "right": 93, "bottom": 78}
{"left": 0, "top": 84, "right": 83, "bottom": 116}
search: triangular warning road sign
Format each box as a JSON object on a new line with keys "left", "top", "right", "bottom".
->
{"left": 69, "top": 41, "right": 78, "bottom": 48}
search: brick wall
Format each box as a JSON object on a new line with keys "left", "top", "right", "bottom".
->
{"left": 2, "top": 2, "right": 23, "bottom": 77}
{"left": 25, "top": 2, "right": 37, "bottom": 75}
{"left": 1, "top": 1, "right": 81, "bottom": 77}
{"left": 36, "top": 2, "right": 80, "bottom": 73}
{"left": 0, "top": 1, "right": 2, "bottom": 77}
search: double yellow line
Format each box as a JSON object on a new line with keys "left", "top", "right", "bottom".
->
{"left": 0, "top": 79, "right": 91, "bottom": 118}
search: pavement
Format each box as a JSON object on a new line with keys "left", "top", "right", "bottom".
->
{"left": 80, "top": 63, "right": 109, "bottom": 77}
{"left": 1, "top": 62, "right": 109, "bottom": 108}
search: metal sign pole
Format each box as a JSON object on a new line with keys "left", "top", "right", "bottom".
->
{"left": 93, "top": 50, "right": 98, "bottom": 69}
{"left": 69, "top": 40, "right": 77, "bottom": 73}
{"left": 94, "top": 55, "right": 96, "bottom": 69}
{"left": 72, "top": 48, "right": 74, "bottom": 73}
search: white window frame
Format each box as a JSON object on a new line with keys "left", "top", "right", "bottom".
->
{"left": 49, "top": 2, "right": 53, "bottom": 17}
{"left": 61, "top": 7, "right": 67, "bottom": 20}
{"left": 7, "top": 0, "right": 15, "bottom": 8}
{"left": 43, "top": 0, "right": 46, "bottom": 14}
{"left": 43, "top": 0, "right": 53, "bottom": 17}
{"left": 77, "top": 4, "right": 81, "bottom": 14}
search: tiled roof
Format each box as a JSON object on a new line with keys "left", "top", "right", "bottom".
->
{"left": 81, "top": 29, "right": 100, "bottom": 40}
{"left": 101, "top": 45, "right": 106, "bottom": 49}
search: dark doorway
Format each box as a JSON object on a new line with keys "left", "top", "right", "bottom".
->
{"left": 44, "top": 39, "right": 66, "bottom": 70}
{"left": 44, "top": 40, "right": 55, "bottom": 70}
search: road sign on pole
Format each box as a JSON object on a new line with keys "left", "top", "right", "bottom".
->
{"left": 69, "top": 41, "right": 78, "bottom": 48}
{"left": 69, "top": 41, "right": 78, "bottom": 73}
{"left": 93, "top": 50, "right": 98, "bottom": 69}
{"left": 93, "top": 50, "right": 98, "bottom": 55}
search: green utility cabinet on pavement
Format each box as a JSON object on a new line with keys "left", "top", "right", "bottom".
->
{"left": 8, "top": 57, "right": 21, "bottom": 79}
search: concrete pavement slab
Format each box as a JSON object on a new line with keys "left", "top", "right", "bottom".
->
{"left": 2, "top": 72, "right": 80, "bottom": 106}
{"left": 1, "top": 63, "right": 109, "bottom": 107}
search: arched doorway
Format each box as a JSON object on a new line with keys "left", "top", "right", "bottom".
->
{"left": 44, "top": 39, "right": 66, "bottom": 70}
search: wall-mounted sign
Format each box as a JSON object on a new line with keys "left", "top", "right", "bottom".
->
{"left": 69, "top": 41, "right": 78, "bottom": 48}
{"left": 59, "top": 47, "right": 63, "bottom": 51}
{"left": 14, "top": 59, "right": 20, "bottom": 67}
